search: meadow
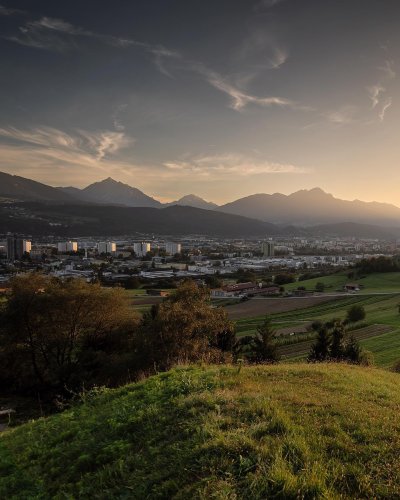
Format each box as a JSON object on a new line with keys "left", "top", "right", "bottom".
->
{"left": 2, "top": 364, "right": 400, "bottom": 498}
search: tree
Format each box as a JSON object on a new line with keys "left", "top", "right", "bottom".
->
{"left": 308, "top": 327, "right": 331, "bottom": 362}
{"left": 137, "top": 280, "right": 235, "bottom": 371}
{"left": 0, "top": 274, "right": 139, "bottom": 394}
{"left": 124, "top": 276, "right": 141, "bottom": 289}
{"left": 315, "top": 282, "right": 325, "bottom": 293}
{"left": 204, "top": 275, "right": 223, "bottom": 289}
{"left": 344, "top": 336, "right": 362, "bottom": 363}
{"left": 308, "top": 319, "right": 367, "bottom": 365}
{"left": 248, "top": 316, "right": 280, "bottom": 363}
{"left": 346, "top": 305, "right": 366, "bottom": 323}
{"left": 274, "top": 273, "right": 295, "bottom": 286}
{"left": 330, "top": 321, "right": 346, "bottom": 360}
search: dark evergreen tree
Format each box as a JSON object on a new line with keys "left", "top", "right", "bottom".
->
{"left": 344, "top": 336, "right": 362, "bottom": 363}
{"left": 308, "top": 327, "right": 331, "bottom": 362}
{"left": 330, "top": 321, "right": 346, "bottom": 360}
{"left": 249, "top": 316, "right": 280, "bottom": 363}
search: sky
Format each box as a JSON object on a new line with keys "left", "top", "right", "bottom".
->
{"left": 0, "top": 0, "right": 399, "bottom": 204}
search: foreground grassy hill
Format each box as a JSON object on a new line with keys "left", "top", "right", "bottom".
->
{"left": 1, "top": 364, "right": 400, "bottom": 498}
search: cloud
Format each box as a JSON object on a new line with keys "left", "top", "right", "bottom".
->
{"left": 269, "top": 47, "right": 288, "bottom": 69}
{"left": 367, "top": 84, "right": 386, "bottom": 108}
{"left": 378, "top": 97, "right": 392, "bottom": 122}
{"left": 164, "top": 153, "right": 310, "bottom": 178}
{"left": 192, "top": 64, "right": 294, "bottom": 111}
{"left": 6, "top": 13, "right": 300, "bottom": 113}
{"left": 0, "top": 125, "right": 161, "bottom": 191}
{"left": 112, "top": 104, "right": 128, "bottom": 132}
{"left": 367, "top": 59, "right": 395, "bottom": 122}
{"left": 0, "top": 127, "right": 134, "bottom": 161}
{"left": 379, "top": 60, "right": 396, "bottom": 80}
{"left": 325, "top": 106, "right": 357, "bottom": 124}
{"left": 0, "top": 4, "right": 26, "bottom": 16}
{"left": 5, "top": 15, "right": 180, "bottom": 71}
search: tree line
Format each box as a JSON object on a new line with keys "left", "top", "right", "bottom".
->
{"left": 0, "top": 274, "right": 368, "bottom": 404}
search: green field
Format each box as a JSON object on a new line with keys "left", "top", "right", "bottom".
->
{"left": 2, "top": 364, "right": 400, "bottom": 498}
{"left": 285, "top": 271, "right": 400, "bottom": 294}
{"left": 235, "top": 293, "right": 400, "bottom": 367}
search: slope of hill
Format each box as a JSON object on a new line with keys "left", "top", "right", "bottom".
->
{"left": 0, "top": 203, "right": 278, "bottom": 237}
{"left": 219, "top": 188, "right": 400, "bottom": 226}
{"left": 0, "top": 171, "right": 74, "bottom": 203}
{"left": 1, "top": 364, "right": 400, "bottom": 498}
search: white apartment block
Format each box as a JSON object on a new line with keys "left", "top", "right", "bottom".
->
{"left": 165, "top": 242, "right": 182, "bottom": 255}
{"left": 57, "top": 241, "right": 78, "bottom": 253}
{"left": 97, "top": 241, "right": 117, "bottom": 254}
{"left": 133, "top": 242, "right": 151, "bottom": 257}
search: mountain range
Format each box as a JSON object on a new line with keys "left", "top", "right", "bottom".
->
{"left": 1, "top": 171, "right": 400, "bottom": 233}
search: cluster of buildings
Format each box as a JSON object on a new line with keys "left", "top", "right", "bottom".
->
{"left": 0, "top": 233, "right": 398, "bottom": 290}
{"left": 1, "top": 235, "right": 183, "bottom": 261}
{"left": 211, "top": 282, "right": 280, "bottom": 298}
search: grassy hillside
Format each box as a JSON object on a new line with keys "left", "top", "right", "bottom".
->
{"left": 1, "top": 364, "right": 400, "bottom": 498}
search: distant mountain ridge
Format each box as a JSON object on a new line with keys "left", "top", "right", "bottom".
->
{"left": 1, "top": 171, "right": 400, "bottom": 227}
{"left": 218, "top": 188, "right": 400, "bottom": 226}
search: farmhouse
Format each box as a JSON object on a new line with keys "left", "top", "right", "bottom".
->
{"left": 344, "top": 283, "right": 361, "bottom": 292}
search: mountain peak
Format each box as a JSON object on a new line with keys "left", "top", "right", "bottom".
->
{"left": 167, "top": 194, "right": 218, "bottom": 210}
{"left": 79, "top": 178, "right": 162, "bottom": 207}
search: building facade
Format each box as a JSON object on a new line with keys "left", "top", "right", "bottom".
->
{"left": 57, "top": 241, "right": 78, "bottom": 253}
{"left": 97, "top": 242, "right": 117, "bottom": 254}
{"left": 261, "top": 241, "right": 275, "bottom": 257}
{"left": 6, "top": 235, "right": 31, "bottom": 261}
{"left": 165, "top": 242, "right": 182, "bottom": 255}
{"left": 133, "top": 242, "right": 151, "bottom": 257}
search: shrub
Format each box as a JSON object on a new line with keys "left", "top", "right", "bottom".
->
{"left": 346, "top": 305, "right": 366, "bottom": 323}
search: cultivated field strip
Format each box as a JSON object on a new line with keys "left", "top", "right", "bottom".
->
{"left": 236, "top": 294, "right": 398, "bottom": 335}
{"left": 278, "top": 324, "right": 393, "bottom": 359}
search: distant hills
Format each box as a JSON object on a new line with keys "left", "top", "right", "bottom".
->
{"left": 1, "top": 171, "right": 400, "bottom": 236}
{"left": 165, "top": 194, "right": 217, "bottom": 211}
{"left": 0, "top": 203, "right": 278, "bottom": 237}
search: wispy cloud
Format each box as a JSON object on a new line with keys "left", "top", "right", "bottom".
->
{"left": 0, "top": 127, "right": 134, "bottom": 161}
{"left": 4, "top": 12, "right": 302, "bottom": 114}
{"left": 378, "top": 97, "right": 392, "bottom": 122}
{"left": 379, "top": 59, "right": 396, "bottom": 79}
{"left": 0, "top": 125, "right": 159, "bottom": 191}
{"left": 193, "top": 64, "right": 295, "bottom": 111}
{"left": 0, "top": 4, "right": 26, "bottom": 16}
{"left": 325, "top": 105, "right": 357, "bottom": 125}
{"left": 164, "top": 153, "right": 310, "bottom": 178}
{"left": 5, "top": 15, "right": 180, "bottom": 71}
{"left": 269, "top": 47, "right": 288, "bottom": 69}
{"left": 367, "top": 84, "right": 386, "bottom": 108}
{"left": 367, "top": 59, "right": 395, "bottom": 122}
